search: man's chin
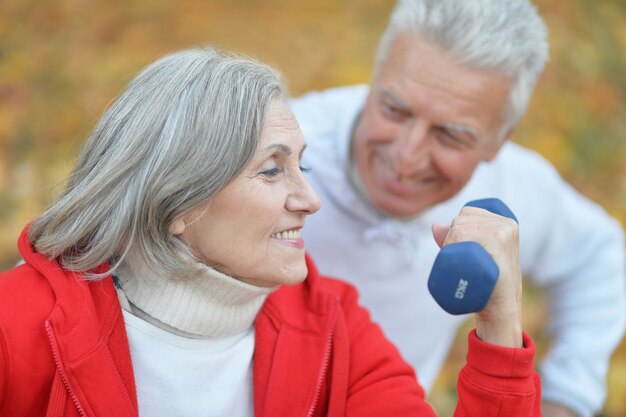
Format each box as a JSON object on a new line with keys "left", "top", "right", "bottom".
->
{"left": 370, "top": 196, "right": 430, "bottom": 219}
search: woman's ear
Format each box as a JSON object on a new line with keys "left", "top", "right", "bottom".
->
{"left": 169, "top": 218, "right": 186, "bottom": 235}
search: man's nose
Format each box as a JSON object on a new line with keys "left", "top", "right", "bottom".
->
{"left": 392, "top": 120, "right": 430, "bottom": 178}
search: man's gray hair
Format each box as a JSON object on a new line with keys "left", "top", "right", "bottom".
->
{"left": 29, "top": 47, "right": 285, "bottom": 279}
{"left": 376, "top": 0, "right": 549, "bottom": 135}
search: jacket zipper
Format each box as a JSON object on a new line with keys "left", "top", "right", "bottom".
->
{"left": 306, "top": 314, "right": 337, "bottom": 417}
{"left": 45, "top": 320, "right": 87, "bottom": 417}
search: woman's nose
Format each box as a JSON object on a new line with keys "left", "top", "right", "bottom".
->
{"left": 286, "top": 172, "right": 321, "bottom": 215}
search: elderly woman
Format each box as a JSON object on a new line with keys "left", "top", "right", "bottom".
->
{"left": 0, "top": 48, "right": 540, "bottom": 417}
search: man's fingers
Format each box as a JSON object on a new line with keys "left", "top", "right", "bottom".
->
{"left": 431, "top": 223, "right": 450, "bottom": 248}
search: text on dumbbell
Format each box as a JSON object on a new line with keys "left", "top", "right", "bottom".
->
{"left": 455, "top": 279, "right": 468, "bottom": 299}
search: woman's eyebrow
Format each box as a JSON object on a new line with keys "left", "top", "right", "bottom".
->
{"left": 299, "top": 144, "right": 307, "bottom": 158}
{"left": 262, "top": 143, "right": 293, "bottom": 155}
{"left": 262, "top": 143, "right": 307, "bottom": 157}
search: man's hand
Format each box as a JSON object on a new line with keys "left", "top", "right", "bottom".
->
{"left": 542, "top": 402, "right": 580, "bottom": 417}
{"left": 432, "top": 205, "right": 523, "bottom": 348}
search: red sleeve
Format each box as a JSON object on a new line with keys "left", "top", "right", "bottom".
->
{"left": 328, "top": 278, "right": 437, "bottom": 416}
{"left": 455, "top": 330, "right": 542, "bottom": 417}
{"left": 320, "top": 274, "right": 541, "bottom": 417}
{"left": 0, "top": 327, "right": 7, "bottom": 411}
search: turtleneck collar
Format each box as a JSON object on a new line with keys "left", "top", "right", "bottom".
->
{"left": 114, "top": 260, "right": 276, "bottom": 339}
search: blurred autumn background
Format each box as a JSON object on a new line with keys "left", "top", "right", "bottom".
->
{"left": 1, "top": 0, "right": 625, "bottom": 414}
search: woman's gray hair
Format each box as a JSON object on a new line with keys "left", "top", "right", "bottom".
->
{"left": 375, "top": 0, "right": 549, "bottom": 137}
{"left": 29, "top": 47, "right": 286, "bottom": 279}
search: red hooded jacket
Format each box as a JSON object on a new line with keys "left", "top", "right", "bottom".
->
{"left": 0, "top": 227, "right": 541, "bottom": 416}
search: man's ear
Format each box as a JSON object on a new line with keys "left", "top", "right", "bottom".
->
{"left": 483, "top": 128, "right": 514, "bottom": 162}
{"left": 169, "top": 217, "right": 186, "bottom": 236}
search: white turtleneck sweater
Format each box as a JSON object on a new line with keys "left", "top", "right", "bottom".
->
{"left": 114, "top": 261, "right": 275, "bottom": 417}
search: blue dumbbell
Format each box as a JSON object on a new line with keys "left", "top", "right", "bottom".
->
{"left": 427, "top": 198, "right": 518, "bottom": 315}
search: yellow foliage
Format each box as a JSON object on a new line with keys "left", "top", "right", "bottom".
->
{"left": 0, "top": 0, "right": 625, "bottom": 414}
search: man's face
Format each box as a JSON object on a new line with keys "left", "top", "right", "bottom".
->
{"left": 353, "top": 33, "right": 512, "bottom": 218}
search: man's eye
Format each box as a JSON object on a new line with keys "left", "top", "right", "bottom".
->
{"left": 381, "top": 102, "right": 408, "bottom": 121}
{"left": 439, "top": 129, "right": 456, "bottom": 141}
{"left": 436, "top": 129, "right": 466, "bottom": 148}
{"left": 383, "top": 103, "right": 400, "bottom": 113}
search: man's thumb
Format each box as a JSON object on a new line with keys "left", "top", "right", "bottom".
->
{"left": 431, "top": 223, "right": 450, "bottom": 248}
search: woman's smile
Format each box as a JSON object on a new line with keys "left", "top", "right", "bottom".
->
{"left": 270, "top": 228, "right": 305, "bottom": 249}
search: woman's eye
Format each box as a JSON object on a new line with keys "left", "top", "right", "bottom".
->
{"left": 299, "top": 165, "right": 311, "bottom": 173}
{"left": 260, "top": 167, "right": 283, "bottom": 177}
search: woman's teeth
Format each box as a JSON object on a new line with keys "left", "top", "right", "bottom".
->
{"left": 271, "top": 230, "right": 300, "bottom": 240}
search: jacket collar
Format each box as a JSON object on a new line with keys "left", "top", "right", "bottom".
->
{"left": 253, "top": 254, "right": 340, "bottom": 417}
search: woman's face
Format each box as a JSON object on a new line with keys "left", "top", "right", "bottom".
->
{"left": 173, "top": 100, "right": 321, "bottom": 287}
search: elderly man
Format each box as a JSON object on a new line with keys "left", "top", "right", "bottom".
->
{"left": 291, "top": 1, "right": 626, "bottom": 416}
